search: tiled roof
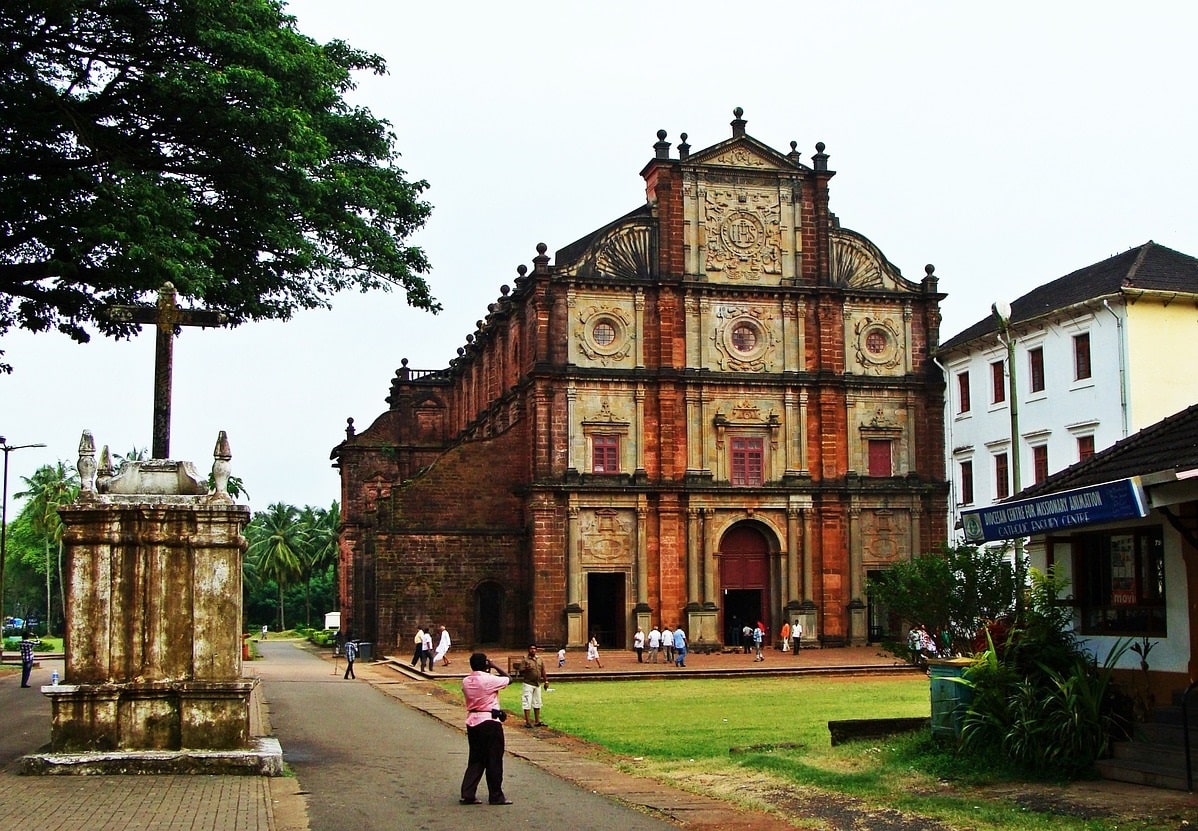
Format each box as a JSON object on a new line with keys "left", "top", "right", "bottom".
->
{"left": 1016, "top": 402, "right": 1198, "bottom": 499}
{"left": 938, "top": 241, "right": 1198, "bottom": 352}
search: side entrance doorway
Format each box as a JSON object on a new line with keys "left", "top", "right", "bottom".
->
{"left": 586, "top": 572, "right": 626, "bottom": 648}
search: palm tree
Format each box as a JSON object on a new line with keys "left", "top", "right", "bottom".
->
{"left": 297, "top": 502, "right": 339, "bottom": 626}
{"left": 15, "top": 462, "right": 79, "bottom": 633}
{"left": 245, "top": 503, "right": 305, "bottom": 632}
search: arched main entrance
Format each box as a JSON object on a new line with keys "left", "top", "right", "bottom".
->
{"left": 719, "top": 522, "right": 772, "bottom": 646}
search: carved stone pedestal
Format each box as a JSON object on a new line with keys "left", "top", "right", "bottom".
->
{"left": 25, "top": 433, "right": 278, "bottom": 775}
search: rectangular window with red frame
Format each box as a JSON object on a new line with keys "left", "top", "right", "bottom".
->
{"left": 957, "top": 371, "right": 971, "bottom": 413}
{"left": 592, "top": 434, "right": 619, "bottom": 474}
{"left": 1077, "top": 434, "right": 1095, "bottom": 462}
{"left": 867, "top": 440, "right": 892, "bottom": 476}
{"left": 731, "top": 437, "right": 764, "bottom": 486}
{"left": 960, "top": 460, "right": 974, "bottom": 505}
{"left": 991, "top": 360, "right": 1006, "bottom": 403}
{"left": 1028, "top": 347, "right": 1045, "bottom": 393}
{"left": 1033, "top": 444, "right": 1049, "bottom": 484}
{"left": 1074, "top": 333, "right": 1092, "bottom": 380}
{"left": 995, "top": 453, "right": 1010, "bottom": 499}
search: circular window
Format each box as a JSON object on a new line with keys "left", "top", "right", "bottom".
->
{"left": 732, "top": 324, "right": 758, "bottom": 353}
{"left": 593, "top": 320, "right": 616, "bottom": 346}
{"left": 866, "top": 330, "right": 888, "bottom": 354}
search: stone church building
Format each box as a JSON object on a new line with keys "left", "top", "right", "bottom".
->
{"left": 331, "top": 110, "right": 949, "bottom": 653}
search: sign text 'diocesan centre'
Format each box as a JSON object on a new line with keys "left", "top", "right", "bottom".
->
{"left": 961, "top": 478, "right": 1148, "bottom": 543}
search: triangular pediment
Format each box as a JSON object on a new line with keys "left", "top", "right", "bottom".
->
{"left": 688, "top": 136, "right": 803, "bottom": 172}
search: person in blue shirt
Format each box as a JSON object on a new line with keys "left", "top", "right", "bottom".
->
{"left": 343, "top": 637, "right": 358, "bottom": 679}
{"left": 672, "top": 625, "right": 687, "bottom": 667}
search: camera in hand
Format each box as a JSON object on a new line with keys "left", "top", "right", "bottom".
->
{"left": 491, "top": 708, "right": 507, "bottom": 722}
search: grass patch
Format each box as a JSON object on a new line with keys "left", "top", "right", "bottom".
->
{"left": 438, "top": 675, "right": 1181, "bottom": 831}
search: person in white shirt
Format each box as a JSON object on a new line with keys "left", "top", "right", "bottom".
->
{"left": 421, "top": 627, "right": 434, "bottom": 672}
{"left": 434, "top": 625, "right": 452, "bottom": 667}
{"left": 647, "top": 626, "right": 661, "bottom": 663}
{"left": 661, "top": 626, "right": 675, "bottom": 664}
{"left": 633, "top": 627, "right": 645, "bottom": 662}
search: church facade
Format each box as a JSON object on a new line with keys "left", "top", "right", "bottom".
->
{"left": 331, "top": 110, "right": 949, "bottom": 653}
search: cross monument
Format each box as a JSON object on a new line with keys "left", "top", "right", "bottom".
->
{"left": 106, "top": 282, "right": 226, "bottom": 459}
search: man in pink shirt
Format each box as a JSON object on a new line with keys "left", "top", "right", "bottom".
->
{"left": 459, "top": 652, "right": 514, "bottom": 805}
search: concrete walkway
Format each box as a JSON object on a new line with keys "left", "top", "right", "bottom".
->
{"left": 0, "top": 642, "right": 902, "bottom": 831}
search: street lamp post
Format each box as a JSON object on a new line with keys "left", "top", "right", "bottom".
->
{"left": 991, "top": 303, "right": 1024, "bottom": 614}
{"left": 0, "top": 437, "right": 48, "bottom": 662}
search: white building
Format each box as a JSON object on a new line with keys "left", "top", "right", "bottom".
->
{"left": 937, "top": 241, "right": 1198, "bottom": 536}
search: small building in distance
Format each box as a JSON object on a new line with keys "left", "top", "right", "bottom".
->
{"left": 331, "top": 110, "right": 949, "bottom": 652}
{"left": 937, "top": 242, "right": 1198, "bottom": 537}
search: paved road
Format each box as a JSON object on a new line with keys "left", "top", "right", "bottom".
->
{"left": 256, "top": 640, "right": 679, "bottom": 831}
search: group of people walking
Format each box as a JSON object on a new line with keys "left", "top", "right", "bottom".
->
{"left": 634, "top": 624, "right": 688, "bottom": 666}
{"left": 409, "top": 625, "right": 453, "bottom": 672}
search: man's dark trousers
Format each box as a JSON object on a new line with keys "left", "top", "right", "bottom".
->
{"left": 461, "top": 719, "right": 507, "bottom": 803}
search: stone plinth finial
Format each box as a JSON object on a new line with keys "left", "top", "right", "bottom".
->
{"left": 96, "top": 445, "right": 114, "bottom": 493}
{"left": 77, "top": 431, "right": 97, "bottom": 493}
{"left": 211, "top": 430, "right": 233, "bottom": 498}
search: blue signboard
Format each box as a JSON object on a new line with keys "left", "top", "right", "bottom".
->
{"left": 961, "top": 477, "right": 1148, "bottom": 543}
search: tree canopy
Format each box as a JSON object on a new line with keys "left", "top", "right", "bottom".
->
{"left": 0, "top": 0, "right": 436, "bottom": 372}
{"left": 867, "top": 542, "right": 1017, "bottom": 657}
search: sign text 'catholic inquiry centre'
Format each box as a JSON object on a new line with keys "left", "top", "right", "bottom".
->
{"left": 961, "top": 478, "right": 1149, "bottom": 543}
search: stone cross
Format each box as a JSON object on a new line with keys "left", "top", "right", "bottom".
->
{"left": 106, "top": 283, "right": 226, "bottom": 459}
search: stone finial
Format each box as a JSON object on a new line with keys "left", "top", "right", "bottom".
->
{"left": 787, "top": 141, "right": 801, "bottom": 164}
{"left": 95, "top": 445, "right": 114, "bottom": 495}
{"left": 533, "top": 242, "right": 550, "bottom": 274}
{"left": 923, "top": 264, "right": 938, "bottom": 294}
{"left": 77, "top": 430, "right": 97, "bottom": 493}
{"left": 210, "top": 430, "right": 233, "bottom": 499}
{"left": 731, "top": 107, "right": 746, "bottom": 138}
{"left": 653, "top": 129, "right": 670, "bottom": 160}
{"left": 500, "top": 284, "right": 510, "bottom": 296}
{"left": 678, "top": 132, "right": 690, "bottom": 161}
{"left": 346, "top": 417, "right": 356, "bottom": 438}
{"left": 97, "top": 445, "right": 114, "bottom": 477}
{"left": 813, "top": 141, "right": 829, "bottom": 171}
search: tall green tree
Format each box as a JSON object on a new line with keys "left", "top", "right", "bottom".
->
{"left": 296, "top": 502, "right": 338, "bottom": 626}
{"left": 0, "top": 0, "right": 437, "bottom": 373}
{"left": 15, "top": 461, "right": 79, "bottom": 632}
{"left": 245, "top": 502, "right": 304, "bottom": 631}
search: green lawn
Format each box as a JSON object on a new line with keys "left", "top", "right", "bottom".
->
{"left": 433, "top": 676, "right": 1184, "bottom": 831}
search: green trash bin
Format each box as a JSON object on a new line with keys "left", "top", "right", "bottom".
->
{"left": 929, "top": 658, "right": 973, "bottom": 739}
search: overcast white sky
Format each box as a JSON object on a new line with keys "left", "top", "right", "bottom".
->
{"left": 3, "top": 1, "right": 1197, "bottom": 513}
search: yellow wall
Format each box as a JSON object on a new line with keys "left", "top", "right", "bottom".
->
{"left": 1126, "top": 301, "right": 1198, "bottom": 429}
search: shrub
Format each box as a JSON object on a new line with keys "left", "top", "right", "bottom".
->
{"left": 957, "top": 566, "right": 1129, "bottom": 777}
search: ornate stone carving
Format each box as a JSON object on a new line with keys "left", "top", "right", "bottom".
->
{"left": 708, "top": 147, "right": 775, "bottom": 168}
{"left": 852, "top": 316, "right": 903, "bottom": 374}
{"left": 575, "top": 303, "right": 634, "bottom": 366}
{"left": 862, "top": 509, "right": 909, "bottom": 563}
{"left": 583, "top": 400, "right": 629, "bottom": 426}
{"left": 579, "top": 509, "right": 633, "bottom": 566}
{"left": 711, "top": 305, "right": 777, "bottom": 371}
{"left": 558, "top": 219, "right": 654, "bottom": 281}
{"left": 703, "top": 189, "right": 781, "bottom": 281}
{"left": 829, "top": 229, "right": 915, "bottom": 291}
